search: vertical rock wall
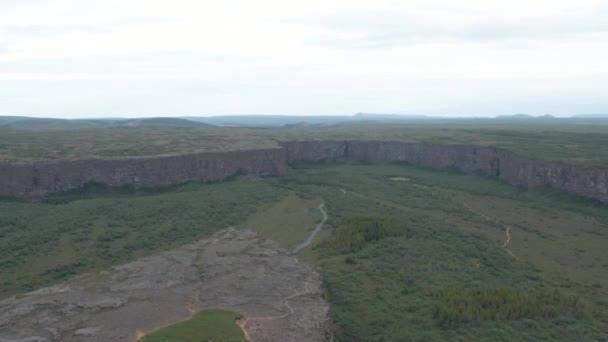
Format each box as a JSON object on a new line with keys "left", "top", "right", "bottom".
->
{"left": 281, "top": 140, "right": 608, "bottom": 202}
{"left": 0, "top": 148, "right": 287, "bottom": 199}
{"left": 0, "top": 141, "right": 606, "bottom": 202}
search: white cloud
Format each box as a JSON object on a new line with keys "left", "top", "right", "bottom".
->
{"left": 0, "top": 0, "right": 607, "bottom": 117}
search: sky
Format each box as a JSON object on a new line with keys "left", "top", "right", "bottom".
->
{"left": 1, "top": 0, "right": 607, "bottom": 118}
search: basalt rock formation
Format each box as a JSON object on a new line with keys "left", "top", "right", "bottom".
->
{"left": 0, "top": 148, "right": 286, "bottom": 199}
{"left": 1, "top": 140, "right": 607, "bottom": 202}
{"left": 281, "top": 140, "right": 608, "bottom": 202}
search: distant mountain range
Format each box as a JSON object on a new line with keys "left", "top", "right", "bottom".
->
{"left": 497, "top": 113, "right": 608, "bottom": 120}
{"left": 495, "top": 114, "right": 557, "bottom": 120}
{"left": 0, "top": 113, "right": 441, "bottom": 129}
{"left": 183, "top": 113, "right": 440, "bottom": 126}
{"left": 1, "top": 113, "right": 607, "bottom": 129}
{"left": 573, "top": 113, "right": 608, "bottom": 118}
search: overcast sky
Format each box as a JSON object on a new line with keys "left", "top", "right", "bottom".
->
{"left": 1, "top": 0, "right": 607, "bottom": 118}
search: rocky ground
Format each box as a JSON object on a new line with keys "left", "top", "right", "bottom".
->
{"left": 0, "top": 228, "right": 332, "bottom": 342}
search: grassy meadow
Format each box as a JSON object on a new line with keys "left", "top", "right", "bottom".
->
{"left": 0, "top": 180, "right": 285, "bottom": 297}
{"left": 139, "top": 309, "right": 245, "bottom": 342}
{"left": 248, "top": 164, "right": 608, "bottom": 341}
{"left": 239, "top": 193, "right": 323, "bottom": 250}
{"left": 3, "top": 120, "right": 608, "bottom": 166}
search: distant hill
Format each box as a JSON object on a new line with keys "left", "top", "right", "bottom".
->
{"left": 0, "top": 117, "right": 115, "bottom": 129}
{"left": 121, "top": 117, "right": 209, "bottom": 127}
{"left": 3, "top": 113, "right": 608, "bottom": 130}
{"left": 495, "top": 114, "right": 558, "bottom": 120}
{"left": 573, "top": 114, "right": 608, "bottom": 118}
{"left": 0, "top": 116, "right": 33, "bottom": 125}
{"left": 184, "top": 113, "right": 437, "bottom": 127}
{"left": 353, "top": 113, "right": 433, "bottom": 121}
{"left": 1, "top": 113, "right": 442, "bottom": 130}
{"left": 184, "top": 115, "right": 352, "bottom": 127}
{"left": 0, "top": 117, "right": 208, "bottom": 130}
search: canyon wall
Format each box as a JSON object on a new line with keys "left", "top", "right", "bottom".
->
{"left": 1, "top": 140, "right": 607, "bottom": 202}
{"left": 280, "top": 140, "right": 608, "bottom": 202}
{"left": 0, "top": 148, "right": 286, "bottom": 199}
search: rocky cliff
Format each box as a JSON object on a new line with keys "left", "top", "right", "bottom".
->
{"left": 0, "top": 148, "right": 286, "bottom": 199}
{"left": 1, "top": 141, "right": 607, "bottom": 202}
{"left": 280, "top": 140, "right": 608, "bottom": 202}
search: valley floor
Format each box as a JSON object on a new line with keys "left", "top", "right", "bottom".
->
{"left": 1, "top": 163, "right": 608, "bottom": 341}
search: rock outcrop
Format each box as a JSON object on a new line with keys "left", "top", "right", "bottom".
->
{"left": 280, "top": 140, "right": 608, "bottom": 202}
{"left": 0, "top": 148, "right": 286, "bottom": 199}
{"left": 1, "top": 140, "right": 607, "bottom": 202}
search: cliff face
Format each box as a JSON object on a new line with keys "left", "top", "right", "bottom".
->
{"left": 0, "top": 148, "right": 286, "bottom": 199}
{"left": 1, "top": 141, "right": 607, "bottom": 202}
{"left": 281, "top": 140, "right": 608, "bottom": 202}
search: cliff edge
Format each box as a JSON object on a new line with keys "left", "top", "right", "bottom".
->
{"left": 1, "top": 141, "right": 606, "bottom": 202}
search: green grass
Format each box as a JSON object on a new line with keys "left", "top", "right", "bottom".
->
{"left": 0, "top": 179, "right": 285, "bottom": 297}
{"left": 271, "top": 164, "right": 608, "bottom": 341}
{"left": 0, "top": 126, "right": 277, "bottom": 162}
{"left": 432, "top": 288, "right": 586, "bottom": 325}
{"left": 3, "top": 120, "right": 608, "bottom": 166}
{"left": 238, "top": 193, "right": 322, "bottom": 249}
{"left": 325, "top": 217, "right": 407, "bottom": 252}
{"left": 2, "top": 162, "right": 608, "bottom": 340}
{"left": 139, "top": 309, "right": 246, "bottom": 342}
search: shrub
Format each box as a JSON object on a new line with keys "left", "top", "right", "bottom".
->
{"left": 432, "top": 288, "right": 586, "bottom": 326}
{"left": 326, "top": 217, "right": 407, "bottom": 251}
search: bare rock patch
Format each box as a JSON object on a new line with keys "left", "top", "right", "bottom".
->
{"left": 0, "top": 228, "right": 332, "bottom": 342}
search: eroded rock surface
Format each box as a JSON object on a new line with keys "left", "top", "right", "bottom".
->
{"left": 2, "top": 140, "right": 607, "bottom": 202}
{"left": 0, "top": 148, "right": 286, "bottom": 199}
{"left": 0, "top": 228, "right": 332, "bottom": 342}
{"left": 281, "top": 140, "right": 608, "bottom": 202}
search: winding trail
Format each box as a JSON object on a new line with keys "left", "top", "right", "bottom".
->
{"left": 502, "top": 226, "right": 515, "bottom": 258}
{"left": 58, "top": 273, "right": 103, "bottom": 293}
{"left": 291, "top": 203, "right": 328, "bottom": 254}
{"left": 236, "top": 203, "right": 328, "bottom": 340}
{"left": 234, "top": 204, "right": 328, "bottom": 339}
{"left": 463, "top": 202, "right": 517, "bottom": 259}
{"left": 136, "top": 207, "right": 329, "bottom": 342}
{"left": 237, "top": 285, "right": 311, "bottom": 341}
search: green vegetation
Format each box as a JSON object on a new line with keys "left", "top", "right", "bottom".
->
{"left": 0, "top": 116, "right": 208, "bottom": 130}
{"left": 1, "top": 160, "right": 608, "bottom": 340}
{"left": 433, "top": 288, "right": 585, "bottom": 325}
{"left": 0, "top": 180, "right": 284, "bottom": 297}
{"left": 139, "top": 309, "right": 246, "bottom": 342}
{"left": 0, "top": 126, "right": 278, "bottom": 162}
{"left": 3, "top": 120, "right": 608, "bottom": 166}
{"left": 239, "top": 193, "right": 322, "bottom": 249}
{"left": 326, "top": 217, "right": 407, "bottom": 251}
{"left": 272, "top": 164, "right": 608, "bottom": 341}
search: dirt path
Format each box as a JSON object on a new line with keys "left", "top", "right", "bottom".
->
{"left": 233, "top": 203, "right": 329, "bottom": 339}
{"left": 291, "top": 203, "right": 328, "bottom": 254}
{"left": 463, "top": 202, "right": 517, "bottom": 259}
{"left": 57, "top": 273, "right": 104, "bottom": 292}
{"left": 502, "top": 226, "right": 516, "bottom": 258}
{"left": 237, "top": 285, "right": 311, "bottom": 341}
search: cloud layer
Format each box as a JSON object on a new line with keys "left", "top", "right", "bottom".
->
{"left": 1, "top": 0, "right": 607, "bottom": 117}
